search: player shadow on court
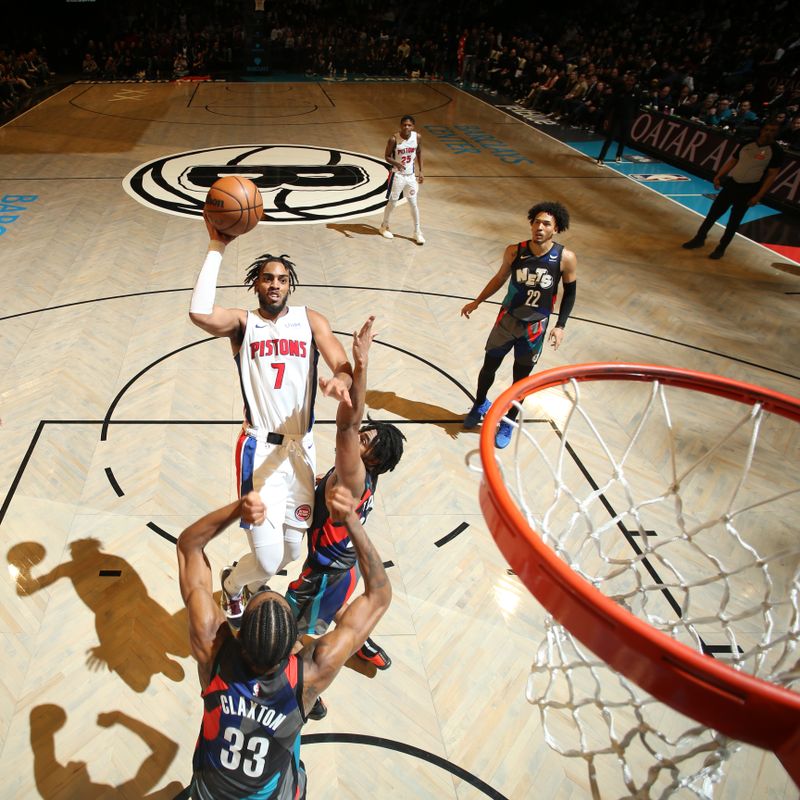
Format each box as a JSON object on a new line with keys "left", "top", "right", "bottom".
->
{"left": 326, "top": 223, "right": 417, "bottom": 243}
{"left": 29, "top": 703, "right": 183, "bottom": 799}
{"left": 365, "top": 389, "right": 463, "bottom": 439}
{"left": 9, "top": 539, "right": 190, "bottom": 692}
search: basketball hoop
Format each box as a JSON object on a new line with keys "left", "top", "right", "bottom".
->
{"left": 478, "top": 363, "right": 800, "bottom": 796}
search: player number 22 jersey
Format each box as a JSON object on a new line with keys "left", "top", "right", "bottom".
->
{"left": 502, "top": 241, "right": 564, "bottom": 323}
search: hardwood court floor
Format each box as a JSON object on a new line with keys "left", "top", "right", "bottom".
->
{"left": 1, "top": 80, "right": 799, "bottom": 799}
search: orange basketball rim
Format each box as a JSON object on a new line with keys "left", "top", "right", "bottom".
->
{"left": 478, "top": 362, "right": 800, "bottom": 784}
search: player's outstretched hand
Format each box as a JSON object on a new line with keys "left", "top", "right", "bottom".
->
{"left": 325, "top": 475, "right": 357, "bottom": 523}
{"left": 203, "top": 210, "right": 237, "bottom": 246}
{"left": 241, "top": 491, "right": 266, "bottom": 526}
{"left": 319, "top": 376, "right": 352, "bottom": 407}
{"left": 352, "top": 315, "right": 375, "bottom": 368}
{"left": 548, "top": 327, "right": 565, "bottom": 351}
{"left": 461, "top": 300, "right": 479, "bottom": 318}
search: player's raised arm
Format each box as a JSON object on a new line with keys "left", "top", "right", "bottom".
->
{"left": 335, "top": 316, "right": 374, "bottom": 495}
{"left": 188, "top": 214, "right": 247, "bottom": 342}
{"left": 299, "top": 480, "right": 391, "bottom": 713}
{"left": 309, "top": 309, "right": 354, "bottom": 406}
{"left": 177, "top": 491, "right": 266, "bottom": 686}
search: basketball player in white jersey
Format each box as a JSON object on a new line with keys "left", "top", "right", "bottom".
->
{"left": 189, "top": 216, "right": 354, "bottom": 624}
{"left": 379, "top": 114, "right": 425, "bottom": 244}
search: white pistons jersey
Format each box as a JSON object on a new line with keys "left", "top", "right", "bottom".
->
{"left": 235, "top": 307, "right": 317, "bottom": 436}
{"left": 394, "top": 130, "right": 418, "bottom": 176}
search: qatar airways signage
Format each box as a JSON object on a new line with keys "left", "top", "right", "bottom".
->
{"left": 630, "top": 112, "right": 800, "bottom": 211}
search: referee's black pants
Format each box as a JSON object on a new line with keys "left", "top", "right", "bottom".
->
{"left": 696, "top": 178, "right": 760, "bottom": 251}
{"left": 597, "top": 115, "right": 633, "bottom": 161}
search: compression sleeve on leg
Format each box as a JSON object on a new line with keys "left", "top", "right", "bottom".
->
{"left": 277, "top": 526, "right": 305, "bottom": 573}
{"left": 190, "top": 241, "right": 226, "bottom": 314}
{"left": 555, "top": 280, "right": 576, "bottom": 329}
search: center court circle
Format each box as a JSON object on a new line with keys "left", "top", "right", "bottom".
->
{"left": 123, "top": 144, "right": 392, "bottom": 224}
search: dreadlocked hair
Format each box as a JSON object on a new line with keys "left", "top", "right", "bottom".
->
{"left": 361, "top": 417, "right": 406, "bottom": 476}
{"left": 527, "top": 201, "right": 570, "bottom": 233}
{"left": 243, "top": 254, "right": 299, "bottom": 291}
{"left": 239, "top": 595, "right": 298, "bottom": 672}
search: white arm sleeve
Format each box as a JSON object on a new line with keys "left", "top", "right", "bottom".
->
{"left": 190, "top": 242, "right": 226, "bottom": 314}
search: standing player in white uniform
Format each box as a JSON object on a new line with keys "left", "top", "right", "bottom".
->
{"left": 189, "top": 216, "right": 353, "bottom": 624}
{"left": 379, "top": 114, "right": 425, "bottom": 245}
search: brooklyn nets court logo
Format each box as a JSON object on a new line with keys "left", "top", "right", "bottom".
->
{"left": 123, "top": 144, "right": 391, "bottom": 224}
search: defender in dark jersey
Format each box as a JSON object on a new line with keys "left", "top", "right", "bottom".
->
{"left": 286, "top": 317, "right": 405, "bottom": 718}
{"left": 460, "top": 202, "right": 578, "bottom": 448}
{"left": 177, "top": 480, "right": 391, "bottom": 800}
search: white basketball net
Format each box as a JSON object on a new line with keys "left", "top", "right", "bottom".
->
{"left": 496, "top": 376, "right": 800, "bottom": 798}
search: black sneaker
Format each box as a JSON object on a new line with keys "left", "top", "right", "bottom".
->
{"left": 708, "top": 246, "right": 726, "bottom": 260}
{"left": 356, "top": 637, "right": 392, "bottom": 670}
{"left": 308, "top": 696, "right": 327, "bottom": 720}
{"left": 681, "top": 237, "right": 705, "bottom": 249}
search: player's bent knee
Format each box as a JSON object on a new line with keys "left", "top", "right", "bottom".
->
{"left": 253, "top": 546, "right": 284, "bottom": 579}
{"left": 283, "top": 538, "right": 303, "bottom": 565}
{"left": 277, "top": 526, "right": 305, "bottom": 572}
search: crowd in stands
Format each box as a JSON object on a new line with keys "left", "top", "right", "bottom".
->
{"left": 454, "top": 6, "right": 800, "bottom": 151}
{"left": 66, "top": 1, "right": 455, "bottom": 83}
{"left": 0, "top": 49, "right": 53, "bottom": 119}
{"left": 3, "top": 0, "right": 800, "bottom": 151}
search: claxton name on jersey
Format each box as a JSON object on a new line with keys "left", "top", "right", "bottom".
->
{"left": 219, "top": 694, "right": 288, "bottom": 731}
{"left": 248, "top": 338, "right": 308, "bottom": 360}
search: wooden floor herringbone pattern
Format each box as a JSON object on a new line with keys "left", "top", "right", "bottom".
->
{"left": 1, "top": 80, "right": 798, "bottom": 799}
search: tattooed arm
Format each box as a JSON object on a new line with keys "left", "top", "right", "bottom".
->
{"left": 298, "top": 478, "right": 391, "bottom": 714}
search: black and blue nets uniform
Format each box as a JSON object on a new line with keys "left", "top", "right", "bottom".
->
{"left": 486, "top": 240, "right": 565, "bottom": 367}
{"left": 285, "top": 467, "right": 375, "bottom": 636}
{"left": 191, "top": 637, "right": 307, "bottom": 800}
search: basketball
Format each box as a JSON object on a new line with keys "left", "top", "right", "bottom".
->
{"left": 204, "top": 176, "right": 264, "bottom": 236}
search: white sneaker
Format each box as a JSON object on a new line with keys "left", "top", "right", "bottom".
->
{"left": 379, "top": 225, "right": 393, "bottom": 239}
{"left": 220, "top": 565, "right": 250, "bottom": 631}
{"left": 414, "top": 229, "right": 425, "bottom": 244}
